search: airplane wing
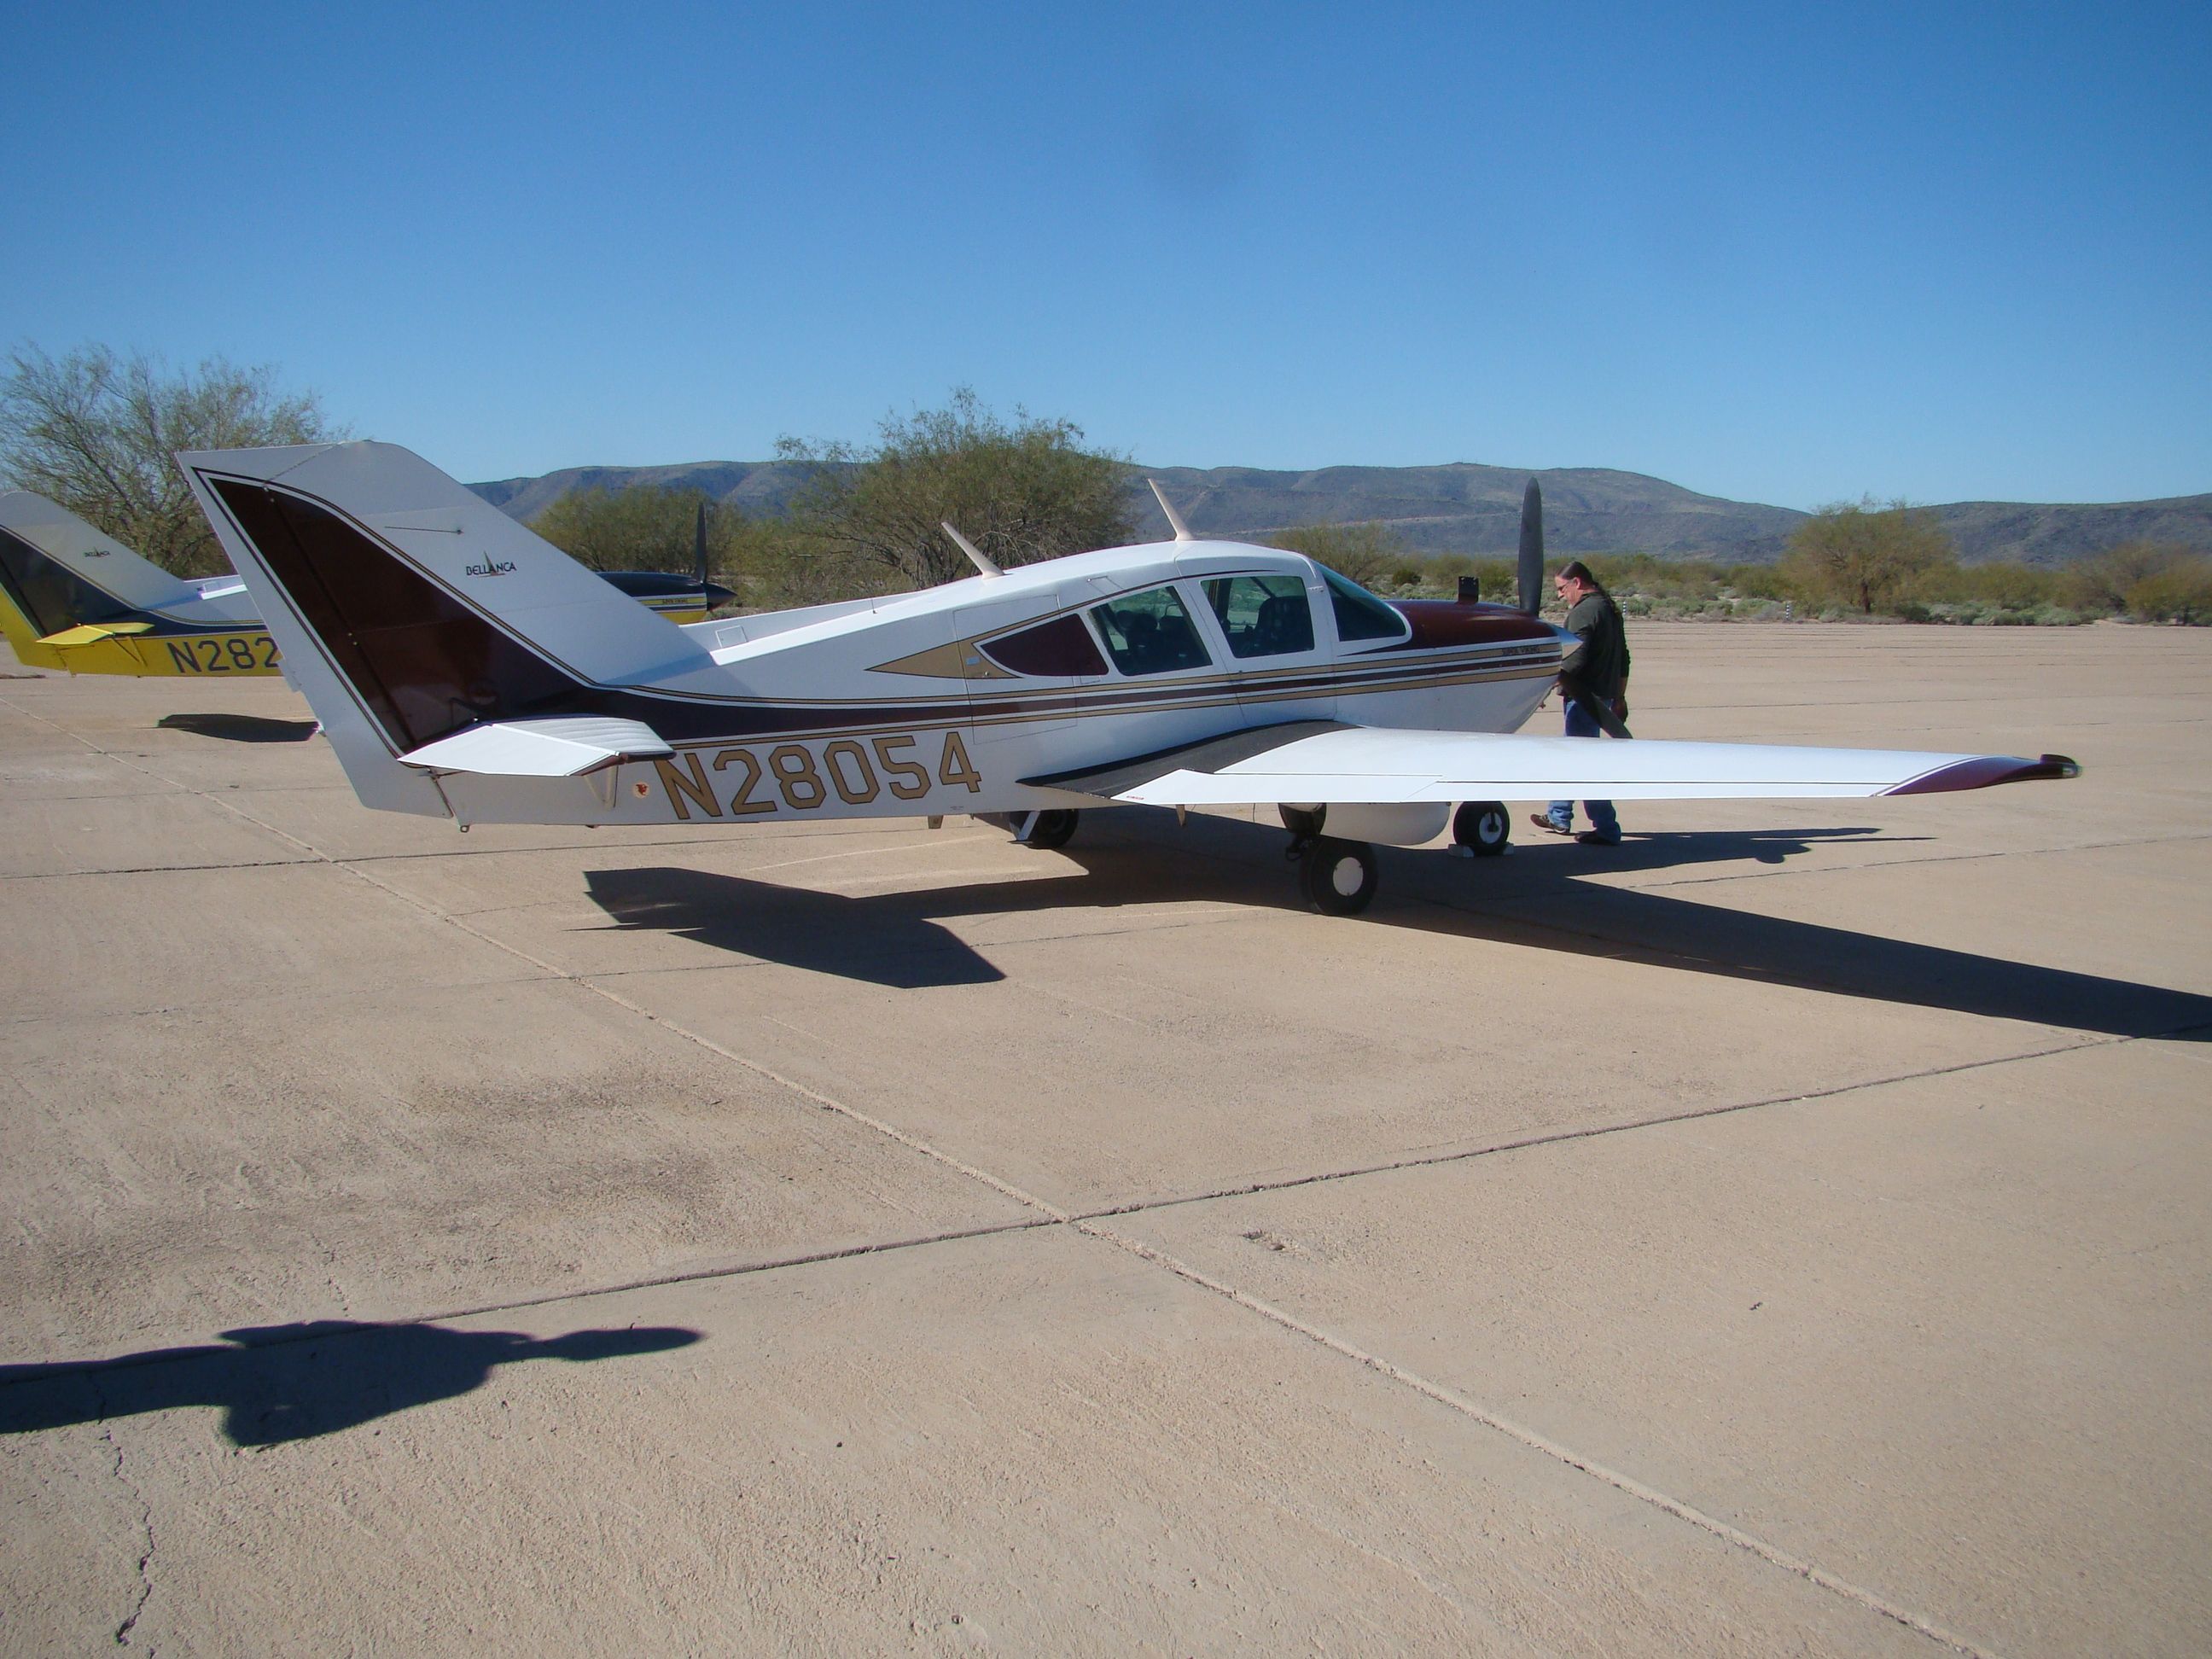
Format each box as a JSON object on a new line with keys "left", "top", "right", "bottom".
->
{"left": 1029, "top": 721, "right": 2078, "bottom": 805}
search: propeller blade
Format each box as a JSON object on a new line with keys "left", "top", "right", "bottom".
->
{"left": 1517, "top": 477, "right": 1544, "bottom": 614}
{"left": 694, "top": 499, "right": 708, "bottom": 587}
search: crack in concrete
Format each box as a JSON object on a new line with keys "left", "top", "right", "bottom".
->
{"left": 99, "top": 1419, "right": 156, "bottom": 1648}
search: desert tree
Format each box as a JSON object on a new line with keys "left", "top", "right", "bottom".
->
{"left": 1779, "top": 497, "right": 1954, "bottom": 614}
{"left": 1267, "top": 520, "right": 1405, "bottom": 588}
{"left": 777, "top": 388, "right": 1135, "bottom": 589}
{"left": 0, "top": 344, "right": 341, "bottom": 575}
{"left": 530, "top": 485, "right": 749, "bottom": 576}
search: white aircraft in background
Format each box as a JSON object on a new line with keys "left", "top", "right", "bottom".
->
{"left": 177, "top": 441, "right": 2076, "bottom": 914}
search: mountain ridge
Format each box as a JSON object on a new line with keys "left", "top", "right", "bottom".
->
{"left": 468, "top": 459, "right": 2212, "bottom": 568}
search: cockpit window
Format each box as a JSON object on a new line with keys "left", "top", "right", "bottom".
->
{"left": 1202, "top": 574, "right": 1316, "bottom": 659}
{"left": 1089, "top": 585, "right": 1213, "bottom": 676}
{"left": 1323, "top": 569, "right": 1409, "bottom": 643}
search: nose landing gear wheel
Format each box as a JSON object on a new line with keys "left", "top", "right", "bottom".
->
{"left": 1300, "top": 835, "right": 1378, "bottom": 915}
{"left": 1452, "top": 800, "right": 1511, "bottom": 857}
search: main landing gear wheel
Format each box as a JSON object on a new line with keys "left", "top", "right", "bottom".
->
{"left": 1452, "top": 800, "right": 1511, "bottom": 857}
{"left": 1024, "top": 808, "right": 1080, "bottom": 851}
{"left": 1300, "top": 836, "right": 1378, "bottom": 916}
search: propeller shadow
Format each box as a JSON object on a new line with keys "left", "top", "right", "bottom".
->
{"left": 0, "top": 1319, "right": 701, "bottom": 1447}
{"left": 585, "top": 812, "right": 2210, "bottom": 1041}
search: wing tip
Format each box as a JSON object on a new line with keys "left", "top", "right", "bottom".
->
{"left": 1886, "top": 753, "right": 2081, "bottom": 795}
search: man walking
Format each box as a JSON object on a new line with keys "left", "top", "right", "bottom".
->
{"left": 1532, "top": 559, "right": 1631, "bottom": 847}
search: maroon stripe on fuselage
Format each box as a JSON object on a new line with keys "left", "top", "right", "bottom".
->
{"left": 1388, "top": 600, "right": 1557, "bottom": 649}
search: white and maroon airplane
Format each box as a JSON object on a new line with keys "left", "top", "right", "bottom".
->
{"left": 177, "top": 440, "right": 2076, "bottom": 914}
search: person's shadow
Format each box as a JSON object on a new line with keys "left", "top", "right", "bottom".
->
{"left": 0, "top": 1320, "right": 701, "bottom": 1447}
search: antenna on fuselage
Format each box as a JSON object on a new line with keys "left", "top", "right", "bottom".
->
{"left": 1516, "top": 476, "right": 1545, "bottom": 615}
{"left": 1148, "top": 479, "right": 1195, "bottom": 542}
{"left": 941, "top": 521, "right": 1003, "bottom": 579}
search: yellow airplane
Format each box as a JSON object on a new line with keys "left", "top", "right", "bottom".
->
{"left": 0, "top": 489, "right": 735, "bottom": 677}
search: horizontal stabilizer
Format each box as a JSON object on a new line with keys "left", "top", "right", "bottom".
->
{"left": 39, "top": 622, "right": 154, "bottom": 646}
{"left": 1056, "top": 725, "right": 2077, "bottom": 806}
{"left": 398, "top": 717, "right": 672, "bottom": 777}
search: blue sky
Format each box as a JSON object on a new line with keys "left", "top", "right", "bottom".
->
{"left": 6, "top": 2, "right": 2205, "bottom": 508}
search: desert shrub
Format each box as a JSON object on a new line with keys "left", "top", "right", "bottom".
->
{"left": 2067, "top": 542, "right": 2192, "bottom": 614}
{"left": 2125, "top": 556, "right": 2212, "bottom": 624}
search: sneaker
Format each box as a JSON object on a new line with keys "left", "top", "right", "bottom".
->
{"left": 1575, "top": 830, "right": 1622, "bottom": 847}
{"left": 1529, "top": 814, "right": 1574, "bottom": 837}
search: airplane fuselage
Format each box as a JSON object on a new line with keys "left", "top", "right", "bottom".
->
{"left": 410, "top": 543, "right": 1565, "bottom": 830}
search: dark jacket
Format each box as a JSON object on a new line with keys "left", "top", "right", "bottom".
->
{"left": 1560, "top": 591, "right": 1630, "bottom": 706}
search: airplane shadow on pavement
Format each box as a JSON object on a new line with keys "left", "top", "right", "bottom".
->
{"left": 0, "top": 1320, "right": 701, "bottom": 1447}
{"left": 583, "top": 811, "right": 2211, "bottom": 1041}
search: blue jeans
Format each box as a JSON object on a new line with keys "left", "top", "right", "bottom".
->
{"left": 1547, "top": 698, "right": 1621, "bottom": 839}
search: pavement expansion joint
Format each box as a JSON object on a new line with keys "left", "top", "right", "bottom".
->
{"left": 1, "top": 857, "right": 317, "bottom": 882}
{"left": 1074, "top": 1032, "right": 2122, "bottom": 1225}
{"left": 1069, "top": 1218, "right": 2005, "bottom": 1659}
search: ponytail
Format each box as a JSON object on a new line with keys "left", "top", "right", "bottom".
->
{"left": 1557, "top": 559, "right": 1615, "bottom": 603}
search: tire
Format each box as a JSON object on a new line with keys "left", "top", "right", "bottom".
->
{"left": 1452, "top": 800, "right": 1510, "bottom": 857}
{"left": 1300, "top": 836, "right": 1378, "bottom": 916}
{"left": 1024, "top": 808, "right": 1080, "bottom": 851}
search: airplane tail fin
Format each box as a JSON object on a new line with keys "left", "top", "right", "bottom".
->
{"left": 177, "top": 441, "right": 719, "bottom": 818}
{"left": 0, "top": 492, "right": 209, "bottom": 656}
{"left": 0, "top": 577, "right": 56, "bottom": 667}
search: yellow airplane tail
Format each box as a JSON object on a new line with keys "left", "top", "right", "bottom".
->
{"left": 0, "top": 586, "right": 60, "bottom": 669}
{"left": 0, "top": 527, "right": 69, "bottom": 670}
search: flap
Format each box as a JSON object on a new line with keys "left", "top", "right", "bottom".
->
{"left": 399, "top": 717, "right": 672, "bottom": 777}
